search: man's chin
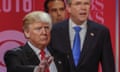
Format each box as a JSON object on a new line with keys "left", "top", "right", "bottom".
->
{"left": 39, "top": 42, "right": 48, "bottom": 46}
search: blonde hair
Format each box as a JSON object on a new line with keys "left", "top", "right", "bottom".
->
{"left": 23, "top": 11, "right": 52, "bottom": 30}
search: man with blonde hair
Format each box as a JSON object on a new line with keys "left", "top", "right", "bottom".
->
{"left": 4, "top": 11, "right": 69, "bottom": 72}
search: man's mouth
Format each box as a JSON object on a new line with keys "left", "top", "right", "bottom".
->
{"left": 80, "top": 12, "right": 87, "bottom": 15}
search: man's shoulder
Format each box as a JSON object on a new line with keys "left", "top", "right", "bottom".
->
{"left": 53, "top": 19, "right": 69, "bottom": 29}
{"left": 48, "top": 47, "right": 66, "bottom": 58}
{"left": 5, "top": 46, "right": 24, "bottom": 56}
{"left": 88, "top": 20, "right": 109, "bottom": 31}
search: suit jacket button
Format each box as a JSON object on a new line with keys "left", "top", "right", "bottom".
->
{"left": 67, "top": 55, "right": 70, "bottom": 59}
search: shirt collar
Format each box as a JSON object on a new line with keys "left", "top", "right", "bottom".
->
{"left": 69, "top": 18, "right": 87, "bottom": 29}
{"left": 27, "top": 41, "right": 48, "bottom": 55}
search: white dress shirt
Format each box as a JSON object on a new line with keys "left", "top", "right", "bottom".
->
{"left": 28, "top": 41, "right": 58, "bottom": 72}
{"left": 69, "top": 19, "right": 87, "bottom": 51}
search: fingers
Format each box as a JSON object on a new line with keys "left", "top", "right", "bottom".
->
{"left": 38, "top": 60, "right": 47, "bottom": 72}
{"left": 38, "top": 56, "right": 54, "bottom": 72}
{"left": 38, "top": 56, "right": 53, "bottom": 72}
{"left": 39, "top": 59, "right": 48, "bottom": 69}
{"left": 47, "top": 56, "right": 54, "bottom": 65}
{"left": 39, "top": 65, "right": 45, "bottom": 72}
{"left": 44, "top": 55, "right": 54, "bottom": 65}
{"left": 35, "top": 66, "right": 45, "bottom": 72}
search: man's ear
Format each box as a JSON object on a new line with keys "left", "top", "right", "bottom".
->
{"left": 24, "top": 29, "right": 30, "bottom": 39}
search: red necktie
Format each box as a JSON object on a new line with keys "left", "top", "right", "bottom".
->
{"left": 40, "top": 49, "right": 50, "bottom": 72}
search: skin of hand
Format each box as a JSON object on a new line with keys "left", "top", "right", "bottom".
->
{"left": 38, "top": 56, "right": 54, "bottom": 72}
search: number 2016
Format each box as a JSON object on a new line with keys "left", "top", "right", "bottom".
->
{"left": 1, "top": 0, "right": 32, "bottom": 12}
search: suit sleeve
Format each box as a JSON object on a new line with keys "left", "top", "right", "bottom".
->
{"left": 4, "top": 50, "right": 35, "bottom": 72}
{"left": 101, "top": 28, "right": 115, "bottom": 72}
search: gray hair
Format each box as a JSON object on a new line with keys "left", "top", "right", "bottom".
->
{"left": 66, "top": 0, "right": 91, "bottom": 5}
{"left": 23, "top": 11, "right": 52, "bottom": 30}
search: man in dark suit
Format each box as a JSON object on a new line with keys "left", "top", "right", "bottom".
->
{"left": 4, "top": 11, "right": 69, "bottom": 72}
{"left": 49, "top": 0, "right": 115, "bottom": 72}
{"left": 44, "top": 0, "right": 66, "bottom": 24}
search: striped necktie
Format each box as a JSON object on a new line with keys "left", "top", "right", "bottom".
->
{"left": 40, "top": 49, "right": 50, "bottom": 72}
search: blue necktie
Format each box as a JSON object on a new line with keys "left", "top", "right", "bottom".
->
{"left": 72, "top": 26, "right": 81, "bottom": 66}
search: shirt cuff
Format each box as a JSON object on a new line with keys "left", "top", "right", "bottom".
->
{"left": 34, "top": 66, "right": 39, "bottom": 72}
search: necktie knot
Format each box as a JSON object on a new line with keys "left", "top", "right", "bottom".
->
{"left": 73, "top": 26, "right": 81, "bottom": 33}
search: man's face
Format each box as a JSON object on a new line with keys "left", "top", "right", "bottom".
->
{"left": 24, "top": 22, "right": 51, "bottom": 49}
{"left": 48, "top": 0, "right": 66, "bottom": 24}
{"left": 67, "top": 0, "right": 90, "bottom": 24}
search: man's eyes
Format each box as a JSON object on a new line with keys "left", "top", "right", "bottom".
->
{"left": 72, "top": 2, "right": 90, "bottom": 6}
{"left": 35, "top": 27, "right": 50, "bottom": 30}
{"left": 51, "top": 9, "right": 57, "bottom": 12}
{"left": 60, "top": 8, "right": 65, "bottom": 11}
{"left": 51, "top": 7, "right": 65, "bottom": 12}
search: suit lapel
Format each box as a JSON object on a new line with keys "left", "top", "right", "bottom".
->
{"left": 78, "top": 20, "right": 98, "bottom": 66}
{"left": 47, "top": 47, "right": 63, "bottom": 72}
{"left": 62, "top": 20, "right": 71, "bottom": 54}
{"left": 62, "top": 20, "right": 76, "bottom": 69}
{"left": 22, "top": 43, "right": 40, "bottom": 65}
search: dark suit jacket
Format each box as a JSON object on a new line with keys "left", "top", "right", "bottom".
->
{"left": 49, "top": 19, "right": 115, "bottom": 72}
{"left": 4, "top": 43, "right": 69, "bottom": 72}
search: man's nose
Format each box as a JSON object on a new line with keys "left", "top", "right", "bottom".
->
{"left": 80, "top": 4, "right": 86, "bottom": 10}
{"left": 57, "top": 10, "right": 61, "bottom": 16}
